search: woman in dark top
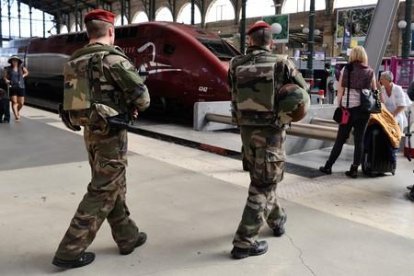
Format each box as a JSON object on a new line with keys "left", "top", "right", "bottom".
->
{"left": 319, "top": 46, "right": 377, "bottom": 178}
{"left": 3, "top": 56, "right": 29, "bottom": 121}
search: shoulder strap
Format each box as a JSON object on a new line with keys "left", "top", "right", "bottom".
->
{"left": 70, "top": 44, "right": 128, "bottom": 61}
{"left": 79, "top": 45, "right": 128, "bottom": 104}
{"left": 346, "top": 64, "right": 352, "bottom": 108}
{"left": 230, "top": 53, "right": 254, "bottom": 71}
{"left": 88, "top": 53, "right": 104, "bottom": 102}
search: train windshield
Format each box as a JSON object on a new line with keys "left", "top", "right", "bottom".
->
{"left": 198, "top": 39, "right": 238, "bottom": 60}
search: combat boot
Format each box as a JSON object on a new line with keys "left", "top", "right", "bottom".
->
{"left": 231, "top": 240, "right": 268, "bottom": 259}
{"left": 119, "top": 232, "right": 147, "bottom": 255}
{"left": 52, "top": 252, "right": 95, "bottom": 269}
{"left": 273, "top": 215, "right": 287, "bottom": 237}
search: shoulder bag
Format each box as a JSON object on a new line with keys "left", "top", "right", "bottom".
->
{"left": 360, "top": 70, "right": 381, "bottom": 113}
{"left": 333, "top": 64, "right": 351, "bottom": 124}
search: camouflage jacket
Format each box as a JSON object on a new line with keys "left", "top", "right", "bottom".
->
{"left": 228, "top": 46, "right": 308, "bottom": 126}
{"left": 65, "top": 43, "right": 150, "bottom": 118}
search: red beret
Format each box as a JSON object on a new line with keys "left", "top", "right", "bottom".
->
{"left": 84, "top": 9, "right": 115, "bottom": 25}
{"left": 247, "top": 21, "right": 271, "bottom": 35}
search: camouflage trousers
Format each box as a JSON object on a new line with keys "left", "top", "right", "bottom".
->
{"left": 233, "top": 126, "right": 286, "bottom": 248}
{"left": 54, "top": 127, "right": 140, "bottom": 260}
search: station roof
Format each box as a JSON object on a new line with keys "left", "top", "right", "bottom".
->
{"left": 18, "top": 0, "right": 110, "bottom": 15}
{"left": 18, "top": 0, "right": 321, "bottom": 46}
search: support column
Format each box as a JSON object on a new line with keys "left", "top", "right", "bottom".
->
{"left": 306, "top": 0, "right": 315, "bottom": 79}
{"left": 0, "top": 3, "right": 3, "bottom": 47}
{"left": 7, "top": 0, "right": 11, "bottom": 39}
{"left": 67, "top": 13, "right": 71, "bottom": 33}
{"left": 200, "top": 0, "right": 205, "bottom": 27}
{"left": 191, "top": 0, "right": 195, "bottom": 25}
{"left": 402, "top": 0, "right": 412, "bottom": 59}
{"left": 401, "top": 0, "right": 413, "bottom": 87}
{"left": 234, "top": 0, "right": 240, "bottom": 23}
{"left": 56, "top": 0, "right": 61, "bottom": 34}
{"left": 240, "top": 0, "right": 246, "bottom": 54}
{"left": 150, "top": 0, "right": 156, "bottom": 21}
{"left": 79, "top": 10, "right": 83, "bottom": 30}
{"left": 29, "top": 3, "right": 32, "bottom": 37}
{"left": 43, "top": 11, "right": 46, "bottom": 38}
{"left": 75, "top": 0, "right": 79, "bottom": 32}
{"left": 121, "top": 0, "right": 125, "bottom": 25}
{"left": 127, "top": 0, "right": 131, "bottom": 23}
{"left": 170, "top": 0, "right": 176, "bottom": 22}
{"left": 18, "top": 0, "right": 21, "bottom": 37}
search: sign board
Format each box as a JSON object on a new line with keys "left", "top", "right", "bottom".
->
{"left": 263, "top": 14, "right": 289, "bottom": 43}
{"left": 336, "top": 5, "right": 375, "bottom": 53}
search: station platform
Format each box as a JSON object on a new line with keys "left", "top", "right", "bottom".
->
{"left": 1, "top": 106, "right": 414, "bottom": 275}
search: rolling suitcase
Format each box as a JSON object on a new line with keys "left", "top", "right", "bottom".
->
{"left": 362, "top": 124, "right": 397, "bottom": 176}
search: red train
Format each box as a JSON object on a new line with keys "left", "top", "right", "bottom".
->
{"left": 0, "top": 22, "right": 239, "bottom": 111}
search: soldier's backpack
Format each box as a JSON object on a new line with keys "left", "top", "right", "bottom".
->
{"left": 232, "top": 53, "right": 309, "bottom": 126}
{"left": 230, "top": 55, "right": 277, "bottom": 125}
{"left": 63, "top": 45, "right": 128, "bottom": 127}
{"left": 232, "top": 53, "right": 285, "bottom": 126}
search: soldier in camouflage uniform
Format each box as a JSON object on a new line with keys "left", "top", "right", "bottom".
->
{"left": 52, "top": 9, "right": 150, "bottom": 269}
{"left": 229, "top": 21, "right": 309, "bottom": 259}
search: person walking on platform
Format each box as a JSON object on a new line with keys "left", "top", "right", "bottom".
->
{"left": 319, "top": 46, "right": 377, "bottom": 178}
{"left": 228, "top": 21, "right": 309, "bottom": 259}
{"left": 52, "top": 9, "right": 150, "bottom": 269}
{"left": 3, "top": 55, "right": 28, "bottom": 121}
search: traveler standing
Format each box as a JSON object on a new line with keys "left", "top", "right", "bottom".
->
{"left": 319, "top": 46, "right": 377, "bottom": 178}
{"left": 52, "top": 9, "right": 150, "bottom": 269}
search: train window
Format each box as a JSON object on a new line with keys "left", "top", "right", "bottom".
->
{"left": 67, "top": 33, "right": 88, "bottom": 43}
{"left": 67, "top": 35, "right": 75, "bottom": 42}
{"left": 77, "top": 33, "right": 88, "bottom": 42}
{"left": 115, "top": 28, "right": 126, "bottom": 39}
{"left": 115, "top": 27, "right": 137, "bottom": 39}
{"left": 129, "top": 27, "right": 138, "bottom": 38}
{"left": 198, "top": 39, "right": 238, "bottom": 60}
{"left": 163, "top": 44, "right": 175, "bottom": 55}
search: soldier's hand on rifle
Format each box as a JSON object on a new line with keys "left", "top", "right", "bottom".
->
{"left": 58, "top": 103, "right": 81, "bottom": 132}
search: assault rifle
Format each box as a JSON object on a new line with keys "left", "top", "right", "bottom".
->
{"left": 107, "top": 67, "right": 149, "bottom": 129}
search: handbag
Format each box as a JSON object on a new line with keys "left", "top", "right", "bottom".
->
{"left": 333, "top": 106, "right": 350, "bottom": 124}
{"left": 333, "top": 107, "right": 342, "bottom": 123}
{"left": 360, "top": 88, "right": 381, "bottom": 113}
{"left": 332, "top": 64, "right": 351, "bottom": 124}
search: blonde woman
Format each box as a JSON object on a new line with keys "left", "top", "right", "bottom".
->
{"left": 3, "top": 55, "right": 29, "bottom": 121}
{"left": 319, "top": 46, "right": 377, "bottom": 178}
